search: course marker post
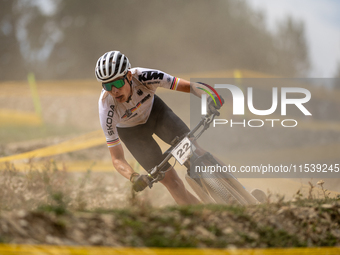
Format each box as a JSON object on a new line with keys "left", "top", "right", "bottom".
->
{"left": 27, "top": 72, "right": 43, "bottom": 124}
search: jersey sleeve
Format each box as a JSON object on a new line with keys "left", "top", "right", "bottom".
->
{"left": 98, "top": 91, "right": 121, "bottom": 148}
{"left": 134, "top": 68, "right": 180, "bottom": 91}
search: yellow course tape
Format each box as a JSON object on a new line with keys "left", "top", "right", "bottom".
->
{"left": 0, "top": 130, "right": 105, "bottom": 163}
{"left": 0, "top": 109, "right": 42, "bottom": 126}
{"left": 0, "top": 245, "right": 339, "bottom": 255}
{"left": 1, "top": 160, "right": 114, "bottom": 172}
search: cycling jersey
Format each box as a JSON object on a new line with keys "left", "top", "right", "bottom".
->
{"left": 98, "top": 68, "right": 181, "bottom": 148}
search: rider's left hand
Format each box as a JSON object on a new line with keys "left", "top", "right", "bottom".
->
{"left": 132, "top": 174, "right": 151, "bottom": 192}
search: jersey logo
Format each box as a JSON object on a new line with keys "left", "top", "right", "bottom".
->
{"left": 124, "top": 109, "right": 133, "bottom": 118}
{"left": 138, "top": 71, "right": 164, "bottom": 82}
{"left": 141, "top": 94, "right": 151, "bottom": 104}
{"left": 137, "top": 89, "right": 143, "bottom": 96}
{"left": 121, "top": 94, "right": 152, "bottom": 119}
{"left": 106, "top": 105, "right": 115, "bottom": 136}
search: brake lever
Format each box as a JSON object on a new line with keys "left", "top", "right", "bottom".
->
{"left": 147, "top": 166, "right": 166, "bottom": 189}
{"left": 148, "top": 181, "right": 153, "bottom": 189}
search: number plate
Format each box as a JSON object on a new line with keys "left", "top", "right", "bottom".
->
{"left": 171, "top": 137, "right": 194, "bottom": 165}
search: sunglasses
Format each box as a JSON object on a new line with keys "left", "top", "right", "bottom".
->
{"left": 102, "top": 75, "right": 126, "bottom": 91}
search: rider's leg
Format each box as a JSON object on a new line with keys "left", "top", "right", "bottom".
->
{"left": 150, "top": 96, "right": 201, "bottom": 205}
{"left": 159, "top": 166, "right": 201, "bottom": 205}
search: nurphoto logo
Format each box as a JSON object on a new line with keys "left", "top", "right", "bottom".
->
{"left": 200, "top": 84, "right": 312, "bottom": 128}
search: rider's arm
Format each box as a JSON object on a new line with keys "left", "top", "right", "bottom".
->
{"left": 139, "top": 68, "right": 205, "bottom": 98}
{"left": 176, "top": 78, "right": 224, "bottom": 113}
{"left": 176, "top": 79, "right": 206, "bottom": 98}
{"left": 108, "top": 144, "right": 135, "bottom": 180}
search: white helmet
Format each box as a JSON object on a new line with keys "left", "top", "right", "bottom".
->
{"left": 95, "top": 51, "right": 131, "bottom": 83}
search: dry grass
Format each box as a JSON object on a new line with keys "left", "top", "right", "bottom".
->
{"left": 0, "top": 159, "right": 337, "bottom": 213}
{"left": 0, "top": 160, "right": 147, "bottom": 213}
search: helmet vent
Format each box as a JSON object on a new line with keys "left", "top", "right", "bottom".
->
{"left": 95, "top": 51, "right": 131, "bottom": 82}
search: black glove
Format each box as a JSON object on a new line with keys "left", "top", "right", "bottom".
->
{"left": 207, "top": 95, "right": 224, "bottom": 116}
{"left": 131, "top": 174, "right": 151, "bottom": 192}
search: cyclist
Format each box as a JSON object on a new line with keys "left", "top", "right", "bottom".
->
{"left": 95, "top": 51, "right": 222, "bottom": 205}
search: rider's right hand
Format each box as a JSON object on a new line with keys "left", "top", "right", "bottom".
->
{"left": 207, "top": 95, "right": 224, "bottom": 116}
{"left": 131, "top": 174, "right": 151, "bottom": 192}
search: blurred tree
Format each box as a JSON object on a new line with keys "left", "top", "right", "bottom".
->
{"left": 0, "top": 0, "right": 27, "bottom": 80}
{"left": 0, "top": 0, "right": 311, "bottom": 81}
{"left": 274, "top": 16, "right": 310, "bottom": 77}
{"left": 0, "top": 0, "right": 62, "bottom": 80}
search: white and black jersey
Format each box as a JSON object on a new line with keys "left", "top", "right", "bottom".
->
{"left": 98, "top": 68, "right": 180, "bottom": 148}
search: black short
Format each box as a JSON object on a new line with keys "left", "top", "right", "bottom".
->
{"left": 117, "top": 95, "right": 190, "bottom": 172}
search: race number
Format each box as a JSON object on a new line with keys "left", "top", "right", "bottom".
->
{"left": 171, "top": 137, "right": 194, "bottom": 165}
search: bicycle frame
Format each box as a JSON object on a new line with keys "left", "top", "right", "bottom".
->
{"left": 146, "top": 113, "right": 217, "bottom": 186}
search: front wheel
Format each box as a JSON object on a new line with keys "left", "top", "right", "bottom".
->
{"left": 188, "top": 153, "right": 259, "bottom": 205}
{"left": 185, "top": 174, "right": 215, "bottom": 204}
{"left": 199, "top": 171, "right": 259, "bottom": 205}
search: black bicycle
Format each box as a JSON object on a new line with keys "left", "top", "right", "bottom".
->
{"left": 134, "top": 112, "right": 265, "bottom": 205}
